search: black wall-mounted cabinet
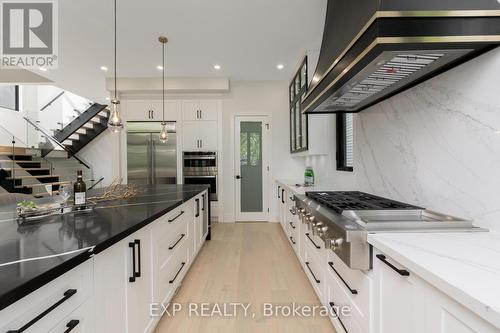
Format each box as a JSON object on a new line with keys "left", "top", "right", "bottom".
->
{"left": 289, "top": 57, "right": 308, "bottom": 154}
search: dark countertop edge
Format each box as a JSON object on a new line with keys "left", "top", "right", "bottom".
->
{"left": 0, "top": 249, "right": 92, "bottom": 312}
{"left": 0, "top": 186, "right": 208, "bottom": 312}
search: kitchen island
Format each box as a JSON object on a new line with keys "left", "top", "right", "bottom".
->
{"left": 0, "top": 184, "right": 210, "bottom": 332}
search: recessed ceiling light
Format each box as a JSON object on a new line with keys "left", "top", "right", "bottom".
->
{"left": 100, "top": 66, "right": 108, "bottom": 71}
{"left": 157, "top": 65, "right": 164, "bottom": 70}
{"left": 213, "top": 64, "right": 221, "bottom": 70}
{"left": 39, "top": 67, "right": 47, "bottom": 71}
{"left": 277, "top": 64, "right": 284, "bottom": 70}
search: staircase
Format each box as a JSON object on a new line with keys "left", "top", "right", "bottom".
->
{"left": 41, "top": 103, "right": 110, "bottom": 158}
{"left": 0, "top": 148, "right": 97, "bottom": 197}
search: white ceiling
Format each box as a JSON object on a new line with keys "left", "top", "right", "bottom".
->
{"left": 41, "top": 0, "right": 327, "bottom": 101}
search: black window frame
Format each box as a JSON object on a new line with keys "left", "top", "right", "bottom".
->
{"left": 0, "top": 85, "right": 20, "bottom": 111}
{"left": 336, "top": 113, "right": 353, "bottom": 172}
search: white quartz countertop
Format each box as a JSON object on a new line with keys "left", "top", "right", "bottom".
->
{"left": 368, "top": 232, "right": 500, "bottom": 329}
{"left": 276, "top": 179, "right": 332, "bottom": 196}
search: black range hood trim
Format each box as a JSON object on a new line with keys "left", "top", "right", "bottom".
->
{"left": 303, "top": 10, "right": 500, "bottom": 114}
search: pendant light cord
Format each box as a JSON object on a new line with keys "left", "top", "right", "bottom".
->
{"left": 162, "top": 42, "right": 165, "bottom": 122}
{"left": 114, "top": 0, "right": 117, "bottom": 100}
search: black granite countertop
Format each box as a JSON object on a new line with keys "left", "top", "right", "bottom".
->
{"left": 0, "top": 184, "right": 209, "bottom": 311}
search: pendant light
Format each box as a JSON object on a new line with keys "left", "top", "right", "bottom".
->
{"left": 159, "top": 36, "right": 169, "bottom": 143}
{"left": 108, "top": 0, "right": 124, "bottom": 132}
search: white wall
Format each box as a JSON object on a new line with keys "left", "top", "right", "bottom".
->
{"left": 294, "top": 48, "right": 500, "bottom": 232}
{"left": 219, "top": 80, "right": 303, "bottom": 222}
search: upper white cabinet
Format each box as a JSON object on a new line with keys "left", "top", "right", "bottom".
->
{"left": 182, "top": 121, "right": 218, "bottom": 151}
{"left": 182, "top": 100, "right": 218, "bottom": 121}
{"left": 121, "top": 99, "right": 180, "bottom": 121}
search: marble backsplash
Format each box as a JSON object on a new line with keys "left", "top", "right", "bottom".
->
{"left": 352, "top": 48, "right": 500, "bottom": 232}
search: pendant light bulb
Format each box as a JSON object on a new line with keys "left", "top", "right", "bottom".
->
{"left": 159, "top": 122, "right": 168, "bottom": 144}
{"left": 108, "top": 100, "right": 123, "bottom": 132}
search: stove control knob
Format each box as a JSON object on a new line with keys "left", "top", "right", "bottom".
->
{"left": 318, "top": 226, "right": 329, "bottom": 237}
{"left": 312, "top": 222, "right": 323, "bottom": 236}
{"left": 308, "top": 216, "right": 316, "bottom": 223}
{"left": 329, "top": 237, "right": 344, "bottom": 250}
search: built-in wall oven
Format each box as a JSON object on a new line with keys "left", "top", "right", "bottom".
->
{"left": 183, "top": 152, "right": 218, "bottom": 201}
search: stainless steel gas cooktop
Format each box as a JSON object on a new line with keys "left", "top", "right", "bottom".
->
{"left": 296, "top": 191, "right": 484, "bottom": 270}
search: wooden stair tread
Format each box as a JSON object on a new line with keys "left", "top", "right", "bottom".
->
{"left": 15, "top": 181, "right": 70, "bottom": 188}
{"left": 7, "top": 175, "right": 60, "bottom": 180}
{"left": 0, "top": 167, "right": 50, "bottom": 171}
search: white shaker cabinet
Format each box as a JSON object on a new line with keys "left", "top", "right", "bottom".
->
{"left": 373, "top": 249, "right": 500, "bottom": 333}
{"left": 182, "top": 121, "right": 217, "bottom": 151}
{"left": 121, "top": 99, "right": 180, "bottom": 121}
{"left": 94, "top": 226, "right": 154, "bottom": 333}
{"left": 182, "top": 100, "right": 218, "bottom": 121}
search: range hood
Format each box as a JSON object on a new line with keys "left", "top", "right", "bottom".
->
{"left": 302, "top": 0, "right": 500, "bottom": 114}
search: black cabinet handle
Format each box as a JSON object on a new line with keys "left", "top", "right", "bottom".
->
{"left": 6, "top": 289, "right": 77, "bottom": 333}
{"left": 305, "top": 262, "right": 320, "bottom": 284}
{"left": 200, "top": 110, "right": 202, "bottom": 119}
{"left": 278, "top": 186, "right": 281, "bottom": 198}
{"left": 195, "top": 198, "right": 200, "bottom": 217}
{"left": 169, "top": 262, "right": 186, "bottom": 284}
{"left": 289, "top": 209, "right": 296, "bottom": 215}
{"left": 151, "top": 110, "right": 154, "bottom": 119}
{"left": 169, "top": 234, "right": 186, "bottom": 250}
{"left": 135, "top": 239, "right": 141, "bottom": 278}
{"left": 281, "top": 189, "right": 285, "bottom": 204}
{"left": 202, "top": 194, "right": 205, "bottom": 211}
{"left": 329, "top": 302, "right": 348, "bottom": 333}
{"left": 129, "top": 241, "right": 136, "bottom": 282}
{"left": 63, "top": 320, "right": 80, "bottom": 333}
{"left": 328, "top": 262, "right": 358, "bottom": 295}
{"left": 168, "top": 210, "right": 185, "bottom": 223}
{"left": 289, "top": 221, "right": 296, "bottom": 229}
{"left": 289, "top": 236, "right": 296, "bottom": 244}
{"left": 376, "top": 254, "right": 410, "bottom": 276}
{"left": 306, "top": 233, "right": 321, "bottom": 249}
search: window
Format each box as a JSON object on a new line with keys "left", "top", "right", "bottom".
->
{"left": 336, "top": 113, "right": 354, "bottom": 171}
{"left": 0, "top": 85, "right": 19, "bottom": 111}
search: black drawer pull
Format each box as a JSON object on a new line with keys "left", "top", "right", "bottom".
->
{"left": 289, "top": 209, "right": 296, "bottom": 215}
{"left": 305, "top": 262, "right": 320, "bottom": 284}
{"left": 168, "top": 210, "right": 185, "bottom": 223}
{"left": 281, "top": 189, "right": 285, "bottom": 204}
{"left": 6, "top": 289, "right": 77, "bottom": 333}
{"left": 376, "top": 254, "right": 410, "bottom": 276}
{"left": 64, "top": 320, "right": 80, "bottom": 333}
{"left": 305, "top": 233, "right": 321, "bottom": 249}
{"left": 329, "top": 302, "right": 348, "bottom": 333}
{"left": 289, "top": 221, "right": 296, "bottom": 229}
{"left": 169, "top": 234, "right": 186, "bottom": 250}
{"left": 195, "top": 199, "right": 200, "bottom": 217}
{"left": 169, "top": 262, "right": 186, "bottom": 284}
{"left": 129, "top": 241, "right": 136, "bottom": 282}
{"left": 278, "top": 186, "right": 281, "bottom": 199}
{"left": 289, "top": 236, "right": 296, "bottom": 244}
{"left": 135, "top": 239, "right": 141, "bottom": 278}
{"left": 328, "top": 262, "right": 358, "bottom": 295}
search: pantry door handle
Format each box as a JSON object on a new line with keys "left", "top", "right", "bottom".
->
{"left": 64, "top": 320, "right": 80, "bottom": 333}
{"left": 305, "top": 262, "right": 320, "bottom": 284}
{"left": 329, "top": 302, "right": 349, "bottom": 333}
{"left": 328, "top": 262, "right": 358, "bottom": 294}
{"left": 169, "top": 234, "right": 186, "bottom": 250}
{"left": 169, "top": 262, "right": 186, "bottom": 283}
{"left": 306, "top": 233, "right": 321, "bottom": 249}
{"left": 6, "top": 289, "right": 77, "bottom": 333}
{"left": 376, "top": 254, "right": 410, "bottom": 276}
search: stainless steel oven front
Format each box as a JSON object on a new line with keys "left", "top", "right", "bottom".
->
{"left": 183, "top": 152, "right": 218, "bottom": 201}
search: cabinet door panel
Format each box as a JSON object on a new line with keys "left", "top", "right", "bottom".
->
{"left": 182, "top": 100, "right": 200, "bottom": 121}
{"left": 182, "top": 121, "right": 200, "bottom": 151}
{"left": 199, "top": 100, "right": 218, "bottom": 120}
{"left": 198, "top": 121, "right": 218, "bottom": 150}
{"left": 150, "top": 100, "right": 180, "bottom": 121}
{"left": 122, "top": 100, "right": 153, "bottom": 121}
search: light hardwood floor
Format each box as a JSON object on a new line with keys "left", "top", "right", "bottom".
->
{"left": 155, "top": 222, "right": 336, "bottom": 333}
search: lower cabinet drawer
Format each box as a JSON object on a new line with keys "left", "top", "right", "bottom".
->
{"left": 155, "top": 239, "right": 189, "bottom": 303}
{"left": 303, "top": 253, "right": 325, "bottom": 303}
{"left": 0, "top": 259, "right": 93, "bottom": 333}
{"left": 48, "top": 299, "right": 94, "bottom": 333}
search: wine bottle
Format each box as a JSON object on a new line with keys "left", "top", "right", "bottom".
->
{"left": 74, "top": 170, "right": 87, "bottom": 207}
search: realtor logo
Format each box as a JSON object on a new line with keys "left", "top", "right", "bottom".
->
{"left": 1, "top": 0, "right": 58, "bottom": 68}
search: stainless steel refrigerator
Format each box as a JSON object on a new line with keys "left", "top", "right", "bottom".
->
{"left": 127, "top": 122, "right": 177, "bottom": 185}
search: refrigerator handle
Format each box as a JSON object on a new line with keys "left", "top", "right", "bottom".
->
{"left": 152, "top": 139, "right": 156, "bottom": 184}
{"left": 147, "top": 138, "right": 152, "bottom": 185}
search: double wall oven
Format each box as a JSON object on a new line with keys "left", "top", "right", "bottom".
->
{"left": 183, "top": 152, "right": 218, "bottom": 201}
